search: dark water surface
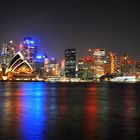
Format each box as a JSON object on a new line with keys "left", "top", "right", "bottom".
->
{"left": 0, "top": 82, "right": 140, "bottom": 140}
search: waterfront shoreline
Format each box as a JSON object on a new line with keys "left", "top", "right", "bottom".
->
{"left": 1, "top": 80, "right": 140, "bottom": 83}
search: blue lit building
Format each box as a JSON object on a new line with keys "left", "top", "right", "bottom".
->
{"left": 34, "top": 55, "right": 45, "bottom": 69}
{"left": 34, "top": 54, "right": 48, "bottom": 70}
{"left": 34, "top": 55, "right": 48, "bottom": 78}
{"left": 23, "top": 37, "right": 38, "bottom": 68}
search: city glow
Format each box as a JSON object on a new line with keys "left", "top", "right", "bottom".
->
{"left": 0, "top": 37, "right": 139, "bottom": 82}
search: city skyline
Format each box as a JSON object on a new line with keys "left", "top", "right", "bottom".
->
{"left": 0, "top": 40, "right": 138, "bottom": 82}
{"left": 0, "top": 39, "right": 139, "bottom": 64}
{"left": 0, "top": 1, "right": 140, "bottom": 61}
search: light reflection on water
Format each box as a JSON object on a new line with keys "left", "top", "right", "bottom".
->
{"left": 0, "top": 82, "right": 140, "bottom": 139}
{"left": 20, "top": 82, "right": 47, "bottom": 140}
{"left": 123, "top": 84, "right": 136, "bottom": 139}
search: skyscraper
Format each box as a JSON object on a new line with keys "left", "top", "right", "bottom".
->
{"left": 1, "top": 41, "right": 16, "bottom": 74}
{"left": 65, "top": 48, "right": 76, "bottom": 78}
{"left": 47, "top": 57, "right": 59, "bottom": 76}
{"left": 23, "top": 37, "right": 38, "bottom": 69}
{"left": 135, "top": 60, "right": 140, "bottom": 73}
{"left": 78, "top": 49, "right": 94, "bottom": 80}
{"left": 105, "top": 52, "right": 117, "bottom": 74}
{"left": 93, "top": 48, "right": 106, "bottom": 77}
{"left": 120, "top": 53, "right": 132, "bottom": 75}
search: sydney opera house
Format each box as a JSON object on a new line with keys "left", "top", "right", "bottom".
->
{"left": 0, "top": 51, "right": 34, "bottom": 80}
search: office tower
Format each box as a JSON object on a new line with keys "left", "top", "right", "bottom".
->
{"left": 47, "top": 58, "right": 59, "bottom": 76}
{"left": 23, "top": 37, "right": 38, "bottom": 69}
{"left": 120, "top": 53, "right": 132, "bottom": 75}
{"left": 65, "top": 48, "right": 76, "bottom": 78}
{"left": 88, "top": 48, "right": 93, "bottom": 57}
{"left": 78, "top": 49, "right": 94, "bottom": 80}
{"left": 105, "top": 52, "right": 117, "bottom": 74}
{"left": 34, "top": 55, "right": 47, "bottom": 78}
{"left": 34, "top": 55, "right": 44, "bottom": 69}
{"left": 135, "top": 60, "right": 140, "bottom": 73}
{"left": 0, "top": 65, "right": 2, "bottom": 80}
{"left": 78, "top": 59, "right": 84, "bottom": 79}
{"left": 82, "top": 57, "right": 94, "bottom": 80}
{"left": 44, "top": 58, "right": 49, "bottom": 73}
{"left": 18, "top": 43, "right": 25, "bottom": 54}
{"left": 93, "top": 48, "right": 106, "bottom": 77}
{"left": 1, "top": 41, "right": 16, "bottom": 73}
{"left": 60, "top": 59, "right": 65, "bottom": 76}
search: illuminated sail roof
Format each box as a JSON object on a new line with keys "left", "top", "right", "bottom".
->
{"left": 8, "top": 51, "right": 24, "bottom": 69}
{"left": 5, "top": 51, "right": 33, "bottom": 74}
{"left": 12, "top": 60, "right": 33, "bottom": 74}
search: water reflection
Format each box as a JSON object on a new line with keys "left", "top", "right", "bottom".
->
{"left": 98, "top": 83, "right": 109, "bottom": 140}
{"left": 84, "top": 83, "right": 98, "bottom": 139}
{"left": 0, "top": 82, "right": 140, "bottom": 140}
{"left": 57, "top": 86, "right": 68, "bottom": 139}
{"left": 20, "top": 82, "right": 47, "bottom": 140}
{"left": 124, "top": 84, "right": 136, "bottom": 139}
{"left": 0, "top": 83, "right": 21, "bottom": 139}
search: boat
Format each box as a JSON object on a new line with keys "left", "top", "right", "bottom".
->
{"left": 111, "top": 76, "right": 137, "bottom": 82}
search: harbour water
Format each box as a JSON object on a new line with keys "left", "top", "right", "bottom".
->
{"left": 0, "top": 82, "right": 140, "bottom": 140}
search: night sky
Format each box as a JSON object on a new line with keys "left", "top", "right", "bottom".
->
{"left": 0, "top": 1, "right": 140, "bottom": 62}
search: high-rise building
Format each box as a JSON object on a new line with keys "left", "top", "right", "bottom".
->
{"left": 65, "top": 48, "right": 76, "bottom": 78}
{"left": 47, "top": 58, "right": 59, "bottom": 76}
{"left": 78, "top": 49, "right": 95, "bottom": 80}
{"left": 17, "top": 43, "right": 25, "bottom": 54}
{"left": 93, "top": 48, "right": 106, "bottom": 77}
{"left": 1, "top": 41, "right": 16, "bottom": 73}
{"left": 0, "top": 65, "right": 2, "bottom": 80}
{"left": 60, "top": 59, "right": 65, "bottom": 76}
{"left": 78, "top": 59, "right": 84, "bottom": 78}
{"left": 34, "top": 56, "right": 44, "bottom": 69}
{"left": 44, "top": 58, "right": 49, "bottom": 72}
{"left": 105, "top": 52, "right": 117, "bottom": 74}
{"left": 23, "top": 37, "right": 38, "bottom": 69}
{"left": 120, "top": 53, "right": 132, "bottom": 75}
{"left": 83, "top": 57, "right": 94, "bottom": 80}
{"left": 34, "top": 55, "right": 47, "bottom": 78}
{"left": 88, "top": 49, "right": 93, "bottom": 57}
{"left": 135, "top": 60, "right": 140, "bottom": 73}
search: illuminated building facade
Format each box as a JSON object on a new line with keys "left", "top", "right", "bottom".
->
{"left": 34, "top": 56, "right": 44, "bottom": 69}
{"left": 65, "top": 48, "right": 76, "bottom": 78}
{"left": 78, "top": 59, "right": 84, "bottom": 78}
{"left": 60, "top": 59, "right": 65, "bottom": 76}
{"left": 78, "top": 49, "right": 94, "bottom": 80}
{"left": 23, "top": 37, "right": 38, "bottom": 69}
{"left": 44, "top": 58, "right": 49, "bottom": 73}
{"left": 93, "top": 49, "right": 106, "bottom": 77}
{"left": 88, "top": 49, "right": 93, "bottom": 57}
{"left": 135, "top": 60, "right": 140, "bottom": 73}
{"left": 83, "top": 57, "right": 94, "bottom": 80}
{"left": 1, "top": 41, "right": 16, "bottom": 73}
{"left": 120, "top": 54, "right": 132, "bottom": 75}
{"left": 34, "top": 55, "right": 47, "bottom": 78}
{"left": 105, "top": 52, "right": 117, "bottom": 74}
{"left": 47, "top": 58, "right": 59, "bottom": 77}
{"left": 0, "top": 65, "right": 2, "bottom": 80}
